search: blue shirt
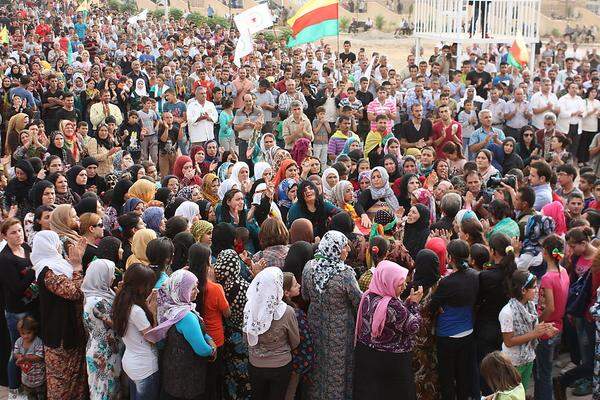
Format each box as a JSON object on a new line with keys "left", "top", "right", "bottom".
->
{"left": 467, "top": 126, "right": 505, "bottom": 160}
{"left": 74, "top": 22, "right": 87, "bottom": 39}
{"left": 8, "top": 87, "right": 36, "bottom": 109}
{"left": 175, "top": 313, "right": 213, "bottom": 357}
{"left": 533, "top": 183, "right": 553, "bottom": 211}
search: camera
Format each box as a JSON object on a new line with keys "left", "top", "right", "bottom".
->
{"left": 487, "top": 174, "right": 517, "bottom": 189}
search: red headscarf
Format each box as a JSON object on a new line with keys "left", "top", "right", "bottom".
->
{"left": 173, "top": 155, "right": 202, "bottom": 187}
{"left": 425, "top": 237, "right": 448, "bottom": 276}
{"left": 272, "top": 159, "right": 297, "bottom": 189}
{"left": 290, "top": 138, "right": 311, "bottom": 166}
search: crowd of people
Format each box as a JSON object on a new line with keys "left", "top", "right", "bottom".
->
{"left": 0, "top": 0, "right": 599, "bottom": 400}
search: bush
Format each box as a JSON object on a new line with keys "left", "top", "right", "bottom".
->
{"left": 120, "top": 1, "right": 138, "bottom": 13}
{"left": 108, "top": 0, "right": 121, "bottom": 11}
{"left": 551, "top": 27, "right": 561, "bottom": 37}
{"left": 340, "top": 16, "right": 349, "bottom": 31}
{"left": 375, "top": 15, "right": 385, "bottom": 30}
{"left": 153, "top": 8, "right": 165, "bottom": 18}
{"left": 170, "top": 8, "right": 183, "bottom": 20}
{"left": 186, "top": 12, "right": 232, "bottom": 28}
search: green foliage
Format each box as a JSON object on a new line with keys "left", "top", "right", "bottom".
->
{"left": 152, "top": 8, "right": 165, "bottom": 18}
{"left": 340, "top": 16, "right": 349, "bottom": 31}
{"left": 169, "top": 8, "right": 183, "bottom": 20}
{"left": 262, "top": 27, "right": 292, "bottom": 43}
{"left": 186, "top": 12, "right": 231, "bottom": 28}
{"left": 108, "top": 0, "right": 121, "bottom": 11}
{"left": 107, "top": 0, "right": 137, "bottom": 13}
{"left": 375, "top": 15, "right": 385, "bottom": 30}
{"left": 551, "top": 27, "right": 561, "bottom": 37}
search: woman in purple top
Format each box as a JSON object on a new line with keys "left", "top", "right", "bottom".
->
{"left": 353, "top": 260, "right": 423, "bottom": 400}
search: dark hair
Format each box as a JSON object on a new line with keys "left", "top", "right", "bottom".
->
{"left": 331, "top": 162, "right": 349, "bottom": 177}
{"left": 565, "top": 226, "right": 595, "bottom": 244}
{"left": 460, "top": 218, "right": 485, "bottom": 245}
{"left": 470, "top": 243, "right": 490, "bottom": 270}
{"left": 510, "top": 270, "right": 537, "bottom": 300}
{"left": 530, "top": 160, "right": 552, "bottom": 183}
{"left": 557, "top": 164, "right": 577, "bottom": 180}
{"left": 297, "top": 180, "right": 325, "bottom": 217}
{"left": 221, "top": 189, "right": 247, "bottom": 226}
{"left": 447, "top": 239, "right": 470, "bottom": 270}
{"left": 541, "top": 234, "right": 564, "bottom": 264}
{"left": 164, "top": 216, "right": 189, "bottom": 239}
{"left": 188, "top": 243, "right": 211, "bottom": 316}
{"left": 112, "top": 263, "right": 156, "bottom": 337}
{"left": 146, "top": 237, "right": 174, "bottom": 281}
{"left": 113, "top": 212, "right": 140, "bottom": 241}
{"left": 489, "top": 199, "right": 511, "bottom": 222}
{"left": 33, "top": 205, "right": 54, "bottom": 232}
{"left": 517, "top": 186, "right": 535, "bottom": 209}
{"left": 489, "top": 233, "right": 517, "bottom": 293}
{"left": 369, "top": 236, "right": 389, "bottom": 266}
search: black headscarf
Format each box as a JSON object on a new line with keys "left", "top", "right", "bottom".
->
{"left": 110, "top": 179, "right": 133, "bottom": 214}
{"left": 75, "top": 196, "right": 98, "bottom": 216}
{"left": 128, "top": 164, "right": 145, "bottom": 183}
{"left": 402, "top": 204, "right": 431, "bottom": 260}
{"left": 6, "top": 159, "right": 35, "bottom": 207}
{"left": 161, "top": 175, "right": 178, "bottom": 188}
{"left": 196, "top": 200, "right": 212, "bottom": 221}
{"left": 172, "top": 232, "right": 196, "bottom": 271}
{"left": 66, "top": 165, "right": 87, "bottom": 196}
{"left": 165, "top": 197, "right": 186, "bottom": 220}
{"left": 47, "top": 132, "right": 68, "bottom": 161}
{"left": 383, "top": 154, "right": 401, "bottom": 182}
{"left": 163, "top": 216, "right": 188, "bottom": 240}
{"left": 211, "top": 222, "right": 236, "bottom": 255}
{"left": 403, "top": 249, "right": 440, "bottom": 298}
{"left": 29, "top": 179, "right": 54, "bottom": 209}
{"left": 96, "top": 129, "right": 114, "bottom": 151}
{"left": 82, "top": 156, "right": 107, "bottom": 194}
{"left": 329, "top": 211, "right": 355, "bottom": 235}
{"left": 283, "top": 241, "right": 314, "bottom": 284}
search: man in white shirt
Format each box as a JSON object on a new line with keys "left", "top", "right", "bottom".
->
{"left": 481, "top": 87, "right": 506, "bottom": 128}
{"left": 186, "top": 86, "right": 218, "bottom": 147}
{"left": 557, "top": 82, "right": 585, "bottom": 162}
{"left": 503, "top": 88, "right": 532, "bottom": 139}
{"left": 530, "top": 78, "right": 559, "bottom": 130}
{"left": 556, "top": 58, "right": 577, "bottom": 86}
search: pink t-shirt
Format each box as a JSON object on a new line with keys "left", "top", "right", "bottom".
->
{"left": 539, "top": 267, "right": 570, "bottom": 334}
{"left": 575, "top": 256, "right": 593, "bottom": 277}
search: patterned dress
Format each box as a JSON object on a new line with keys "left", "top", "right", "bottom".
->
{"left": 302, "top": 260, "right": 362, "bottom": 400}
{"left": 83, "top": 296, "right": 123, "bottom": 400}
{"left": 412, "top": 286, "right": 440, "bottom": 400}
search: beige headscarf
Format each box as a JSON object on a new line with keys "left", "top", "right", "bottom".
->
{"left": 125, "top": 228, "right": 157, "bottom": 269}
{"left": 128, "top": 179, "right": 157, "bottom": 203}
{"left": 50, "top": 204, "right": 82, "bottom": 244}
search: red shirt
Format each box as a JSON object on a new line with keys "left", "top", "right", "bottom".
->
{"left": 539, "top": 267, "right": 570, "bottom": 335}
{"left": 431, "top": 120, "right": 462, "bottom": 158}
{"left": 202, "top": 281, "right": 229, "bottom": 347}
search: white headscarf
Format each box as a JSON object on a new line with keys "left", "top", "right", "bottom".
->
{"left": 253, "top": 161, "right": 271, "bottom": 181}
{"left": 331, "top": 180, "right": 354, "bottom": 207}
{"left": 229, "top": 161, "right": 250, "bottom": 188}
{"left": 82, "top": 259, "right": 116, "bottom": 303}
{"left": 134, "top": 78, "right": 148, "bottom": 97}
{"left": 217, "top": 179, "right": 239, "bottom": 200}
{"left": 321, "top": 167, "right": 339, "bottom": 199}
{"left": 174, "top": 201, "right": 200, "bottom": 223}
{"left": 370, "top": 166, "right": 400, "bottom": 211}
{"left": 31, "top": 231, "right": 75, "bottom": 279}
{"left": 243, "top": 267, "right": 287, "bottom": 346}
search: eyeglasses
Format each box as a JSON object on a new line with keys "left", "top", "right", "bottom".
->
{"left": 94, "top": 223, "right": 103, "bottom": 228}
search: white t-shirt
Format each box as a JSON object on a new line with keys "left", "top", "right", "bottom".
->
{"left": 499, "top": 304, "right": 521, "bottom": 366}
{"left": 121, "top": 305, "right": 158, "bottom": 381}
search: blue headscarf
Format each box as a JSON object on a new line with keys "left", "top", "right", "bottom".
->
{"left": 341, "top": 136, "right": 361, "bottom": 155}
{"left": 122, "top": 197, "right": 143, "bottom": 214}
{"left": 217, "top": 161, "right": 232, "bottom": 182}
{"left": 143, "top": 206, "right": 165, "bottom": 234}
{"left": 277, "top": 178, "right": 297, "bottom": 209}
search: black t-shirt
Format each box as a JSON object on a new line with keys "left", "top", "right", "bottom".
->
{"left": 120, "top": 122, "right": 143, "bottom": 153}
{"left": 159, "top": 122, "right": 180, "bottom": 154}
{"left": 395, "top": 119, "right": 433, "bottom": 144}
{"left": 41, "top": 88, "right": 65, "bottom": 132}
{"left": 340, "top": 51, "right": 357, "bottom": 64}
{"left": 466, "top": 70, "right": 492, "bottom": 98}
{"left": 54, "top": 107, "right": 81, "bottom": 125}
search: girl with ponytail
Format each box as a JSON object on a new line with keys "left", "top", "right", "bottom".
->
{"left": 429, "top": 239, "right": 480, "bottom": 400}
{"left": 534, "top": 234, "right": 570, "bottom": 399}
{"left": 358, "top": 236, "right": 390, "bottom": 291}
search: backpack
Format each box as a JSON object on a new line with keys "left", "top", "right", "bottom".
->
{"left": 566, "top": 269, "right": 592, "bottom": 317}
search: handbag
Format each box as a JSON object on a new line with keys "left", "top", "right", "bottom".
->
{"left": 566, "top": 269, "right": 592, "bottom": 317}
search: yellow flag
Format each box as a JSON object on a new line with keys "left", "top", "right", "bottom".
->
{"left": 0, "top": 27, "right": 8, "bottom": 45}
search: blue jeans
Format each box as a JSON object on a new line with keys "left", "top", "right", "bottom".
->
{"left": 129, "top": 371, "right": 159, "bottom": 400}
{"left": 5, "top": 311, "right": 29, "bottom": 389}
{"left": 534, "top": 333, "right": 561, "bottom": 400}
{"left": 178, "top": 138, "right": 189, "bottom": 155}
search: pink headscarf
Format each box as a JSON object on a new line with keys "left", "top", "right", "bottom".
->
{"left": 412, "top": 188, "right": 437, "bottom": 224}
{"left": 542, "top": 201, "right": 567, "bottom": 235}
{"left": 425, "top": 237, "right": 448, "bottom": 276}
{"left": 355, "top": 260, "right": 408, "bottom": 343}
{"left": 290, "top": 138, "right": 311, "bottom": 166}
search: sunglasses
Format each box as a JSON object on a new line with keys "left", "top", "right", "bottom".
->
{"left": 94, "top": 223, "right": 104, "bottom": 228}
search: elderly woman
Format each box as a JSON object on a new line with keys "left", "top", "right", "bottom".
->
{"left": 85, "top": 124, "right": 119, "bottom": 176}
{"left": 302, "top": 231, "right": 362, "bottom": 400}
{"left": 357, "top": 166, "right": 400, "bottom": 228}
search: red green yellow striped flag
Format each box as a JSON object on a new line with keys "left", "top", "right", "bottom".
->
{"left": 507, "top": 39, "right": 529, "bottom": 71}
{"left": 287, "top": 0, "right": 339, "bottom": 47}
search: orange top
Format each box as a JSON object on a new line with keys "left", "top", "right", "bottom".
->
{"left": 202, "top": 281, "right": 229, "bottom": 347}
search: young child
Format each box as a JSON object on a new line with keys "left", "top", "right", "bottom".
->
{"left": 578, "top": 172, "right": 597, "bottom": 210}
{"left": 499, "top": 270, "right": 558, "bottom": 390}
{"left": 13, "top": 316, "right": 45, "bottom": 399}
{"left": 358, "top": 235, "right": 390, "bottom": 291}
{"left": 457, "top": 99, "right": 477, "bottom": 159}
{"left": 119, "top": 111, "right": 143, "bottom": 163}
{"left": 480, "top": 351, "right": 526, "bottom": 400}
{"left": 469, "top": 243, "right": 490, "bottom": 271}
{"left": 312, "top": 106, "right": 331, "bottom": 167}
{"left": 283, "top": 272, "right": 314, "bottom": 400}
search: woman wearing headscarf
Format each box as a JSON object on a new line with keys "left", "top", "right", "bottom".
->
{"left": 82, "top": 259, "right": 123, "bottom": 400}
{"left": 290, "top": 137, "right": 311, "bottom": 166}
{"left": 82, "top": 157, "right": 107, "bottom": 195}
{"left": 289, "top": 218, "right": 314, "bottom": 244}
{"left": 357, "top": 166, "right": 400, "bottom": 228}
{"left": 5, "top": 113, "right": 29, "bottom": 156}
{"left": 364, "top": 120, "right": 394, "bottom": 166}
{"left": 425, "top": 237, "right": 448, "bottom": 276}
{"left": 129, "top": 78, "right": 149, "bottom": 111}
{"left": 85, "top": 123, "right": 118, "bottom": 177}
{"left": 272, "top": 159, "right": 298, "bottom": 189}
{"left": 213, "top": 249, "right": 252, "bottom": 400}
{"left": 283, "top": 241, "right": 315, "bottom": 288}
{"left": 541, "top": 201, "right": 567, "bottom": 236}
{"left": 515, "top": 215, "right": 556, "bottom": 276}
{"left": 47, "top": 131, "right": 75, "bottom": 166}
{"left": 59, "top": 120, "right": 80, "bottom": 164}
{"left": 174, "top": 201, "right": 200, "bottom": 225}
{"left": 125, "top": 229, "right": 157, "bottom": 268}
{"left": 354, "top": 260, "right": 422, "bottom": 400}
{"left": 222, "top": 161, "right": 252, "bottom": 197}
{"left": 243, "top": 267, "right": 300, "bottom": 399}
{"left": 104, "top": 179, "right": 132, "bottom": 231}
{"left": 382, "top": 154, "right": 401, "bottom": 182}
{"left": 128, "top": 179, "right": 156, "bottom": 204}
{"left": 122, "top": 198, "right": 144, "bottom": 215}
{"left": 24, "top": 180, "right": 55, "bottom": 245}
{"left": 258, "top": 133, "right": 279, "bottom": 165}
{"left": 31, "top": 231, "right": 88, "bottom": 400}
{"left": 191, "top": 220, "right": 214, "bottom": 245}
{"left": 66, "top": 165, "right": 88, "bottom": 197}
{"left": 144, "top": 269, "right": 216, "bottom": 400}
{"left": 277, "top": 178, "right": 297, "bottom": 222}
{"left": 48, "top": 172, "right": 81, "bottom": 206}
{"left": 201, "top": 173, "right": 221, "bottom": 207}
{"left": 287, "top": 180, "right": 340, "bottom": 239}
{"left": 402, "top": 204, "right": 431, "bottom": 261}
{"left": 321, "top": 167, "right": 339, "bottom": 201}
{"left": 301, "top": 231, "right": 362, "bottom": 400}
{"left": 142, "top": 207, "right": 165, "bottom": 235}
{"left": 403, "top": 249, "right": 441, "bottom": 400}
{"left": 217, "top": 161, "right": 233, "bottom": 183}
{"left": 174, "top": 155, "right": 203, "bottom": 187}
{"left": 50, "top": 204, "right": 82, "bottom": 247}
{"left": 5, "top": 159, "right": 35, "bottom": 220}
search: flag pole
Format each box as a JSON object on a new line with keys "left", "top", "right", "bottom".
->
{"left": 336, "top": 2, "right": 340, "bottom": 59}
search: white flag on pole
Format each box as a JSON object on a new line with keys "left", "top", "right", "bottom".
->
{"left": 234, "top": 3, "right": 273, "bottom": 36}
{"left": 127, "top": 9, "right": 148, "bottom": 25}
{"left": 234, "top": 30, "right": 254, "bottom": 67}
